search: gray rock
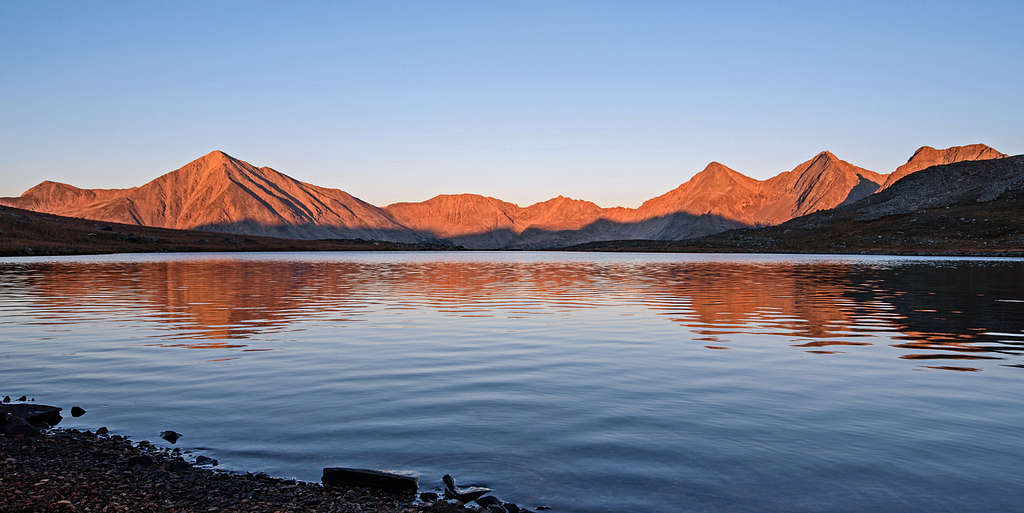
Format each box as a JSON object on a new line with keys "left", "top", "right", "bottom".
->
{"left": 321, "top": 467, "right": 418, "bottom": 492}
{"left": 2, "top": 415, "right": 41, "bottom": 437}
{"left": 195, "top": 455, "right": 218, "bottom": 466}
{"left": 477, "top": 496, "right": 501, "bottom": 507}
{"left": 443, "top": 474, "right": 492, "bottom": 502}
{"left": 0, "top": 404, "right": 62, "bottom": 427}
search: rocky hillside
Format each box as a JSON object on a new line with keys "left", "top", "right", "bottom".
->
{"left": 1, "top": 151, "right": 425, "bottom": 242}
{"left": 881, "top": 144, "right": 1007, "bottom": 190}
{"left": 571, "top": 154, "right": 1024, "bottom": 255}
{"left": 387, "top": 145, "right": 997, "bottom": 248}
{"left": 1, "top": 144, "right": 1008, "bottom": 249}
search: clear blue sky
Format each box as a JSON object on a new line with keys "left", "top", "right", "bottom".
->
{"left": 2, "top": 1, "right": 1021, "bottom": 207}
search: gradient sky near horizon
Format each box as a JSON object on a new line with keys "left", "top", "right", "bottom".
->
{"left": 2, "top": 1, "right": 1022, "bottom": 208}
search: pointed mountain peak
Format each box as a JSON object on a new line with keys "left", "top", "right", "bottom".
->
{"left": 796, "top": 150, "right": 855, "bottom": 175}
{"left": 812, "top": 150, "right": 839, "bottom": 162}
{"left": 196, "top": 150, "right": 236, "bottom": 164}
{"left": 174, "top": 150, "right": 252, "bottom": 178}
{"left": 682, "top": 161, "right": 757, "bottom": 190}
{"left": 698, "top": 161, "right": 742, "bottom": 177}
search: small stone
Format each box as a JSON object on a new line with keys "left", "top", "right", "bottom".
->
{"left": 2, "top": 396, "right": 9, "bottom": 403}
{"left": 161, "top": 430, "right": 181, "bottom": 443}
{"left": 16, "top": 395, "right": 26, "bottom": 401}
{"left": 477, "top": 496, "right": 501, "bottom": 507}
{"left": 504, "top": 504, "right": 521, "bottom": 513}
{"left": 96, "top": 426, "right": 109, "bottom": 435}
{"left": 536, "top": 507, "right": 551, "bottom": 511}
{"left": 71, "top": 406, "right": 86, "bottom": 417}
{"left": 4, "top": 458, "right": 15, "bottom": 465}
{"left": 419, "top": 492, "right": 439, "bottom": 503}
{"left": 195, "top": 455, "right": 218, "bottom": 466}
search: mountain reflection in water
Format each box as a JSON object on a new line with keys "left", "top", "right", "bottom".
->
{"left": 2, "top": 254, "right": 1022, "bottom": 370}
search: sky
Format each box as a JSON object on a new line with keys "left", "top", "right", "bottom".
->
{"left": 1, "top": 1, "right": 1022, "bottom": 208}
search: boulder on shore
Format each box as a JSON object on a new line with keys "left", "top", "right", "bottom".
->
{"left": 1, "top": 404, "right": 63, "bottom": 429}
{"left": 321, "top": 467, "right": 417, "bottom": 493}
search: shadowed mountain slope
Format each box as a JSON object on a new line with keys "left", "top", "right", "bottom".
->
{"left": 0, "top": 205, "right": 455, "bottom": 257}
{"left": 570, "top": 154, "right": 1024, "bottom": 255}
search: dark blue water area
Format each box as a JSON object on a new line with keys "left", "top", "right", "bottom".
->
{"left": 1, "top": 252, "right": 1022, "bottom": 512}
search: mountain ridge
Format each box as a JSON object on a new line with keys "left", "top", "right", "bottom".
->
{"left": 567, "top": 154, "right": 1024, "bottom": 255}
{"left": 1, "top": 144, "right": 1007, "bottom": 248}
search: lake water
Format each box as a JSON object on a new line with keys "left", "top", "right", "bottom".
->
{"left": 2, "top": 252, "right": 1023, "bottom": 512}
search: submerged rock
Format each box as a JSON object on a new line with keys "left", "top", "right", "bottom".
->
{"left": 321, "top": 467, "right": 418, "bottom": 492}
{"left": 71, "top": 406, "right": 86, "bottom": 417}
{"left": 194, "top": 455, "right": 218, "bottom": 466}
{"left": 16, "top": 396, "right": 26, "bottom": 402}
{"left": 160, "top": 430, "right": 181, "bottom": 444}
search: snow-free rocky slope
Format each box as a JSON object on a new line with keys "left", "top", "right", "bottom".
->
{"left": 2, "top": 145, "right": 1006, "bottom": 248}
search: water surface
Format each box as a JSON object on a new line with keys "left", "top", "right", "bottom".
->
{"left": 2, "top": 252, "right": 1023, "bottom": 512}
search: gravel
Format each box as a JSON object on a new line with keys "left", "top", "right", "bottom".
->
{"left": 0, "top": 428, "right": 506, "bottom": 513}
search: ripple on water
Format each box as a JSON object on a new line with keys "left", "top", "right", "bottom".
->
{"left": 1, "top": 252, "right": 1023, "bottom": 513}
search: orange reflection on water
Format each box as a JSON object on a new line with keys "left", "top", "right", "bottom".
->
{"left": 7, "top": 257, "right": 1024, "bottom": 367}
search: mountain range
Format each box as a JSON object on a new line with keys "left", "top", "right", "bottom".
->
{"left": 571, "top": 153, "right": 1024, "bottom": 255}
{"left": 0, "top": 144, "right": 1008, "bottom": 249}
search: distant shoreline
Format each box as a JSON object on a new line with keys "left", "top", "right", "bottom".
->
{"left": 0, "top": 205, "right": 458, "bottom": 258}
{"left": 3, "top": 204, "right": 1022, "bottom": 259}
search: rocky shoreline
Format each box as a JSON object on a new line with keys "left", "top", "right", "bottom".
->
{"left": 1, "top": 401, "right": 548, "bottom": 513}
